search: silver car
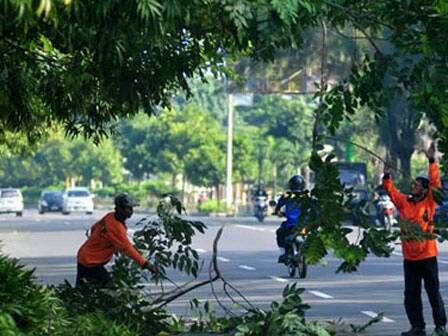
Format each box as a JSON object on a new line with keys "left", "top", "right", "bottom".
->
{"left": 62, "top": 187, "right": 94, "bottom": 215}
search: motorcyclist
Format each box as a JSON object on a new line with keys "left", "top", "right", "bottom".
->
{"left": 252, "top": 183, "right": 268, "bottom": 221}
{"left": 274, "top": 175, "right": 307, "bottom": 263}
{"left": 253, "top": 182, "right": 268, "bottom": 199}
{"left": 373, "top": 184, "right": 395, "bottom": 227}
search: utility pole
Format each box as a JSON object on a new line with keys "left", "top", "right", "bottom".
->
{"left": 225, "top": 93, "right": 234, "bottom": 212}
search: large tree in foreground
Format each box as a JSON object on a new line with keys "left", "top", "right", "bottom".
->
{"left": 0, "top": 0, "right": 307, "bottom": 144}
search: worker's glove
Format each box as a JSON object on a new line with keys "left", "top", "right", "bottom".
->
{"left": 143, "top": 261, "right": 159, "bottom": 274}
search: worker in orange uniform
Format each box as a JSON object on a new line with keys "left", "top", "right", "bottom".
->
{"left": 383, "top": 142, "right": 446, "bottom": 336}
{"left": 76, "top": 193, "right": 157, "bottom": 287}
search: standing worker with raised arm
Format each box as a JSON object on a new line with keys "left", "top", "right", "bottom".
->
{"left": 76, "top": 193, "right": 157, "bottom": 288}
{"left": 383, "top": 142, "right": 446, "bottom": 336}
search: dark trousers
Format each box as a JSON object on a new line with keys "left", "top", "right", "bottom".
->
{"left": 276, "top": 222, "right": 293, "bottom": 249}
{"left": 76, "top": 263, "right": 112, "bottom": 288}
{"left": 404, "top": 257, "right": 447, "bottom": 329}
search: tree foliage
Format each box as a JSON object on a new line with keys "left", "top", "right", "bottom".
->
{"left": 0, "top": 0, "right": 310, "bottom": 143}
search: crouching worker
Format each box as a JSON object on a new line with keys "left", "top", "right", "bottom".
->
{"left": 274, "top": 175, "right": 307, "bottom": 263}
{"left": 76, "top": 193, "right": 157, "bottom": 288}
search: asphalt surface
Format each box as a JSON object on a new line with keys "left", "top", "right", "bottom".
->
{"left": 2, "top": 210, "right": 448, "bottom": 335}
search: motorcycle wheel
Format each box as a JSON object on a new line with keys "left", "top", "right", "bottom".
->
{"left": 297, "top": 253, "right": 307, "bottom": 279}
{"left": 384, "top": 215, "right": 391, "bottom": 231}
{"left": 256, "top": 213, "right": 265, "bottom": 223}
{"left": 288, "top": 261, "right": 296, "bottom": 277}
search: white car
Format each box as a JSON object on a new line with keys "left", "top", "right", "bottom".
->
{"left": 0, "top": 188, "right": 24, "bottom": 216}
{"left": 62, "top": 187, "right": 94, "bottom": 215}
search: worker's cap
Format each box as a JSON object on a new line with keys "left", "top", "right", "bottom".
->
{"left": 114, "top": 193, "right": 140, "bottom": 208}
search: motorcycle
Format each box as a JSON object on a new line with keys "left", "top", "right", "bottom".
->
{"left": 284, "top": 227, "right": 308, "bottom": 278}
{"left": 375, "top": 194, "right": 396, "bottom": 231}
{"left": 254, "top": 196, "right": 268, "bottom": 222}
{"left": 270, "top": 199, "right": 308, "bottom": 279}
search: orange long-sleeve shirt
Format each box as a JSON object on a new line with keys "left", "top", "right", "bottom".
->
{"left": 383, "top": 162, "right": 440, "bottom": 260}
{"left": 77, "top": 212, "right": 147, "bottom": 267}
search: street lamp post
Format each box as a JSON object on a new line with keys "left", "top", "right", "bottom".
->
{"left": 225, "top": 93, "right": 234, "bottom": 212}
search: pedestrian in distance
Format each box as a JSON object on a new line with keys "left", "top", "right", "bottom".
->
{"left": 76, "top": 193, "right": 158, "bottom": 288}
{"left": 383, "top": 142, "right": 446, "bottom": 336}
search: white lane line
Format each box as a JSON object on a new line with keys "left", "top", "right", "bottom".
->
{"left": 196, "top": 248, "right": 207, "bottom": 253}
{"left": 270, "top": 275, "right": 288, "bottom": 283}
{"left": 361, "top": 311, "right": 395, "bottom": 323}
{"left": 64, "top": 221, "right": 70, "bottom": 225}
{"left": 239, "top": 265, "right": 256, "bottom": 271}
{"left": 218, "top": 257, "right": 230, "bottom": 262}
{"left": 308, "top": 290, "right": 334, "bottom": 299}
{"left": 235, "top": 224, "right": 267, "bottom": 232}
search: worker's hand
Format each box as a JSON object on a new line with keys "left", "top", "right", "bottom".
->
{"left": 426, "top": 141, "right": 436, "bottom": 161}
{"left": 144, "top": 261, "right": 159, "bottom": 274}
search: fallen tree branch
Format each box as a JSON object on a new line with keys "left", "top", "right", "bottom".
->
{"left": 151, "top": 227, "right": 223, "bottom": 310}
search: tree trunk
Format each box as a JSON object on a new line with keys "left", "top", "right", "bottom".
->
{"left": 215, "top": 185, "right": 220, "bottom": 204}
{"left": 380, "top": 93, "right": 417, "bottom": 181}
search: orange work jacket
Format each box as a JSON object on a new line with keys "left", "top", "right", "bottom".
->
{"left": 383, "top": 162, "right": 440, "bottom": 261}
{"left": 77, "top": 212, "right": 147, "bottom": 267}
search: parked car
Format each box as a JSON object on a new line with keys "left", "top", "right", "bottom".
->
{"left": 62, "top": 187, "right": 94, "bottom": 215}
{"left": 0, "top": 188, "right": 24, "bottom": 216}
{"left": 38, "top": 190, "right": 63, "bottom": 214}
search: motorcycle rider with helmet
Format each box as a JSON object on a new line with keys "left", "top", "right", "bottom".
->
{"left": 274, "top": 175, "right": 307, "bottom": 263}
{"left": 253, "top": 182, "right": 269, "bottom": 222}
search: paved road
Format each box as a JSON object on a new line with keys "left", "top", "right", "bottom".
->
{"left": 2, "top": 210, "right": 448, "bottom": 335}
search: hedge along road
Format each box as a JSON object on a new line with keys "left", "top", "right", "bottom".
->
{"left": 2, "top": 210, "right": 448, "bottom": 335}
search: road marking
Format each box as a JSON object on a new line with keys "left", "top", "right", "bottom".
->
{"left": 392, "top": 251, "right": 402, "bottom": 256}
{"left": 308, "top": 290, "right": 334, "bottom": 299}
{"left": 234, "top": 224, "right": 276, "bottom": 233}
{"left": 64, "top": 221, "right": 70, "bottom": 225}
{"left": 196, "top": 248, "right": 207, "bottom": 253}
{"left": 239, "top": 265, "right": 256, "bottom": 271}
{"left": 361, "top": 311, "right": 395, "bottom": 323}
{"left": 270, "top": 276, "right": 288, "bottom": 283}
{"left": 235, "top": 224, "right": 266, "bottom": 232}
{"left": 218, "top": 257, "right": 230, "bottom": 262}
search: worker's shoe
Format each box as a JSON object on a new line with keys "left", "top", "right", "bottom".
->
{"left": 401, "top": 327, "right": 426, "bottom": 336}
{"left": 433, "top": 326, "right": 446, "bottom": 336}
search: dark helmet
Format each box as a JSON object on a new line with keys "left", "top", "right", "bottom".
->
{"left": 114, "top": 193, "right": 140, "bottom": 208}
{"left": 288, "top": 175, "right": 305, "bottom": 192}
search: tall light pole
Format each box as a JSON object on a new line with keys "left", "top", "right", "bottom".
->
{"left": 225, "top": 93, "right": 234, "bottom": 211}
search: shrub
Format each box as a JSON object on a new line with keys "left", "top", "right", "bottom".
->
{"left": 198, "top": 199, "right": 227, "bottom": 214}
{"left": 140, "top": 179, "right": 179, "bottom": 197}
{"left": 65, "top": 314, "right": 138, "bottom": 336}
{"left": 93, "top": 186, "right": 116, "bottom": 198}
{"left": 0, "top": 254, "right": 68, "bottom": 335}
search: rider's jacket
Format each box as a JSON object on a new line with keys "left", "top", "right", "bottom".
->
{"left": 77, "top": 212, "right": 147, "bottom": 267}
{"left": 275, "top": 193, "right": 302, "bottom": 228}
